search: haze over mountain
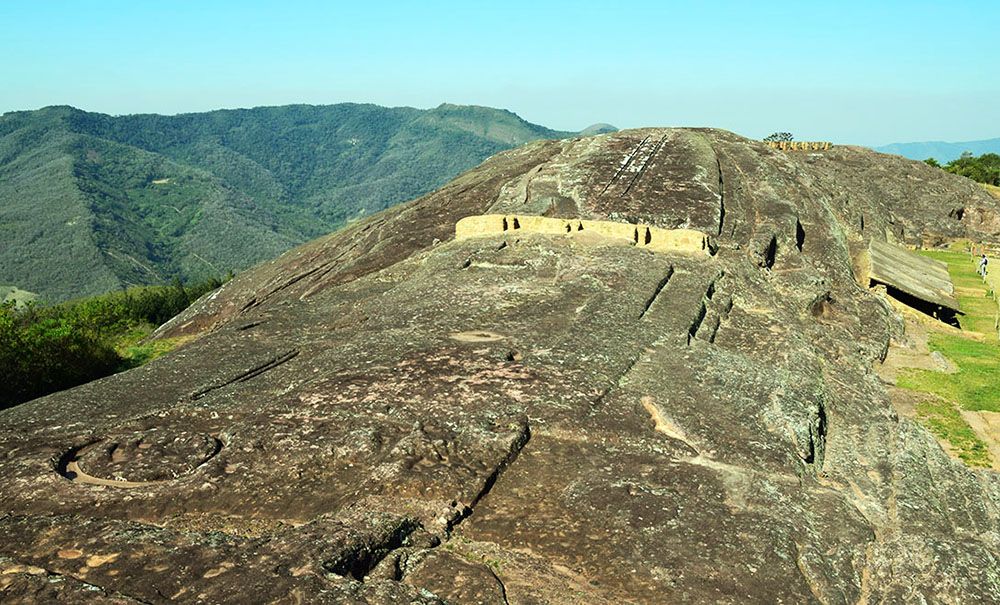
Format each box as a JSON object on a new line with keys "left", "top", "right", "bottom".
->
{"left": 876, "top": 137, "right": 1000, "bottom": 163}
{"left": 0, "top": 103, "right": 612, "bottom": 302}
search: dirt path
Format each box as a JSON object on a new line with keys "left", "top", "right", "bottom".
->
{"left": 877, "top": 307, "right": 958, "bottom": 384}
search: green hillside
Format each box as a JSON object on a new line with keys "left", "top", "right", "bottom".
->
{"left": 0, "top": 103, "right": 591, "bottom": 302}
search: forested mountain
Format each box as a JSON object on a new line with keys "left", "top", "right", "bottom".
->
{"left": 0, "top": 103, "right": 603, "bottom": 302}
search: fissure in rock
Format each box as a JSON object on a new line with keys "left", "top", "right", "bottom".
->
{"left": 803, "top": 401, "right": 828, "bottom": 467}
{"left": 322, "top": 519, "right": 421, "bottom": 581}
{"left": 639, "top": 267, "right": 675, "bottom": 320}
{"left": 687, "top": 302, "right": 708, "bottom": 345}
{"left": 190, "top": 349, "right": 299, "bottom": 400}
{"left": 716, "top": 156, "right": 726, "bottom": 236}
{"left": 761, "top": 235, "right": 778, "bottom": 270}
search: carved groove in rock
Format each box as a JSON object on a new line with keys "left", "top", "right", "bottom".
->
{"left": 687, "top": 301, "right": 708, "bottom": 345}
{"left": 57, "top": 432, "right": 223, "bottom": 487}
{"left": 190, "top": 349, "right": 299, "bottom": 400}
{"left": 600, "top": 135, "right": 650, "bottom": 196}
{"left": 621, "top": 135, "right": 667, "bottom": 197}
{"left": 639, "top": 267, "right": 675, "bottom": 320}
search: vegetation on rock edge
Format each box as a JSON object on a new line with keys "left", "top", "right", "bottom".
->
{"left": 0, "top": 277, "right": 223, "bottom": 409}
{"left": 925, "top": 152, "right": 1000, "bottom": 186}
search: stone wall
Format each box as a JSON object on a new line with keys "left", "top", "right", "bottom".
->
{"left": 766, "top": 141, "right": 832, "bottom": 151}
{"left": 454, "top": 214, "right": 709, "bottom": 255}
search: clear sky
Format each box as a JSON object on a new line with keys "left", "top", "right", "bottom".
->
{"left": 1, "top": 1, "right": 997, "bottom": 146}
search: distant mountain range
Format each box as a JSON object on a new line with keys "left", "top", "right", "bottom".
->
{"left": 875, "top": 137, "right": 1000, "bottom": 163}
{"left": 0, "top": 103, "right": 615, "bottom": 302}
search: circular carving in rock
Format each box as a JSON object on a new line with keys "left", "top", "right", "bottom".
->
{"left": 60, "top": 429, "right": 222, "bottom": 486}
{"left": 449, "top": 331, "right": 506, "bottom": 343}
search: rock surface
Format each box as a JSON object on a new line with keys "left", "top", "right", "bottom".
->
{"left": 3, "top": 128, "right": 1000, "bottom": 603}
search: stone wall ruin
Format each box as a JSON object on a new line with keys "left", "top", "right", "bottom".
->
{"left": 455, "top": 214, "right": 710, "bottom": 255}
{"left": 767, "top": 141, "right": 832, "bottom": 151}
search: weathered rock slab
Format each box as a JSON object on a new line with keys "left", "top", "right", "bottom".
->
{"left": 3, "top": 128, "right": 1000, "bottom": 603}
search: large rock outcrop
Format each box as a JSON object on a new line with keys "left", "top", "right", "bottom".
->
{"left": 2, "top": 129, "right": 1000, "bottom": 603}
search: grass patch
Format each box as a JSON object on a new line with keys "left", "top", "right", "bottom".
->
{"left": 919, "top": 249, "right": 998, "bottom": 335}
{"left": 981, "top": 183, "right": 1000, "bottom": 201}
{"left": 898, "top": 333, "right": 1000, "bottom": 413}
{"left": 114, "top": 324, "right": 189, "bottom": 369}
{"left": 942, "top": 239, "right": 972, "bottom": 253}
{"left": 120, "top": 339, "right": 185, "bottom": 368}
{"left": 894, "top": 248, "right": 999, "bottom": 466}
{"left": 915, "top": 398, "right": 992, "bottom": 467}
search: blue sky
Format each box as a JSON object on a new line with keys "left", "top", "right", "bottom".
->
{"left": 1, "top": 1, "right": 997, "bottom": 146}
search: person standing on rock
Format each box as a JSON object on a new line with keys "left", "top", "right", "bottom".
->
{"left": 979, "top": 254, "right": 989, "bottom": 276}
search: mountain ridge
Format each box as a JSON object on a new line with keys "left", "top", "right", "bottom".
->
{"left": 0, "top": 103, "right": 611, "bottom": 302}
{"left": 876, "top": 136, "right": 1000, "bottom": 162}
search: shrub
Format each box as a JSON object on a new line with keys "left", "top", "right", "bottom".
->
{"left": 0, "top": 276, "right": 224, "bottom": 409}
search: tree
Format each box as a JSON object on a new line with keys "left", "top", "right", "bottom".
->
{"left": 924, "top": 158, "right": 942, "bottom": 168}
{"left": 944, "top": 152, "right": 1000, "bottom": 186}
{"left": 764, "top": 132, "right": 794, "bottom": 142}
{"left": 0, "top": 275, "right": 227, "bottom": 409}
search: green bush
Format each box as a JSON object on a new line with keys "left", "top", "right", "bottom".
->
{"left": 0, "top": 276, "right": 223, "bottom": 409}
{"left": 939, "top": 152, "right": 1000, "bottom": 186}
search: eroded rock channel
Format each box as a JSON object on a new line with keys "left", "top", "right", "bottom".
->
{"left": 57, "top": 430, "right": 224, "bottom": 487}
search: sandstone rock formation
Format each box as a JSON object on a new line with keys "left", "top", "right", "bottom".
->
{"left": 3, "top": 128, "right": 1000, "bottom": 603}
